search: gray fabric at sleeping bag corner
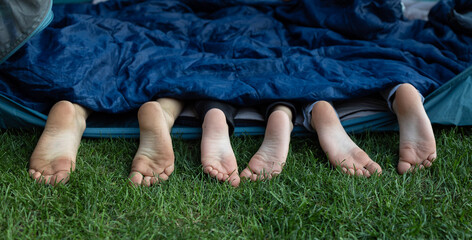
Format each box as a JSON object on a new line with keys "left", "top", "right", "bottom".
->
{"left": 0, "top": 0, "right": 53, "bottom": 64}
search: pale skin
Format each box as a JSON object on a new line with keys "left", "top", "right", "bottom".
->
{"left": 311, "top": 83, "right": 436, "bottom": 176}
{"left": 131, "top": 101, "right": 294, "bottom": 187}
{"left": 131, "top": 102, "right": 243, "bottom": 187}
{"left": 200, "top": 108, "right": 241, "bottom": 187}
{"left": 392, "top": 83, "right": 436, "bottom": 174}
{"left": 29, "top": 100, "right": 91, "bottom": 185}
{"left": 129, "top": 98, "right": 183, "bottom": 186}
{"left": 29, "top": 97, "right": 293, "bottom": 186}
{"left": 29, "top": 98, "right": 184, "bottom": 186}
{"left": 130, "top": 99, "right": 244, "bottom": 186}
{"left": 201, "top": 105, "right": 293, "bottom": 187}
{"left": 240, "top": 105, "right": 293, "bottom": 181}
{"left": 311, "top": 101, "right": 382, "bottom": 177}
{"left": 28, "top": 83, "right": 433, "bottom": 185}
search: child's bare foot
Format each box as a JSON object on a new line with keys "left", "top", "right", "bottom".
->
{"left": 129, "top": 101, "right": 178, "bottom": 186}
{"left": 311, "top": 101, "right": 382, "bottom": 177}
{"left": 29, "top": 101, "right": 90, "bottom": 185}
{"left": 201, "top": 109, "right": 240, "bottom": 187}
{"left": 240, "top": 108, "right": 293, "bottom": 181}
{"left": 393, "top": 84, "right": 436, "bottom": 174}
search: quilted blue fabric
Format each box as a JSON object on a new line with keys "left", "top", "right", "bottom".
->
{"left": 0, "top": 0, "right": 470, "bottom": 114}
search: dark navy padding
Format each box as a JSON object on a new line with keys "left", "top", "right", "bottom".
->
{"left": 0, "top": 0, "right": 471, "bottom": 116}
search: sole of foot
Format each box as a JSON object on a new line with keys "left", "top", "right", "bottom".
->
{"left": 393, "top": 84, "right": 436, "bottom": 174}
{"left": 311, "top": 101, "right": 382, "bottom": 177}
{"left": 200, "top": 109, "right": 240, "bottom": 187}
{"left": 129, "top": 102, "right": 176, "bottom": 186}
{"left": 240, "top": 110, "right": 292, "bottom": 181}
{"left": 29, "top": 101, "right": 88, "bottom": 185}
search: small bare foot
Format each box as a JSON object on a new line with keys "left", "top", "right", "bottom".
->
{"left": 311, "top": 101, "right": 382, "bottom": 177}
{"left": 201, "top": 109, "right": 240, "bottom": 187}
{"left": 129, "top": 102, "right": 177, "bottom": 186}
{"left": 240, "top": 109, "right": 293, "bottom": 181}
{"left": 29, "top": 101, "right": 89, "bottom": 185}
{"left": 393, "top": 84, "right": 436, "bottom": 174}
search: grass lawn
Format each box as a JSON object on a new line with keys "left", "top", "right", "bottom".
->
{"left": 0, "top": 126, "right": 471, "bottom": 239}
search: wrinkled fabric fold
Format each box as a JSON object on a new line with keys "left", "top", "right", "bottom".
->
{"left": 0, "top": 0, "right": 471, "bottom": 114}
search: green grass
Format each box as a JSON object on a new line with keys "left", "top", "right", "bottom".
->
{"left": 0, "top": 127, "right": 471, "bottom": 239}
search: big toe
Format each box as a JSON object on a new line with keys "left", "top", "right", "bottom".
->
{"left": 428, "top": 152, "right": 437, "bottom": 162}
{"left": 228, "top": 174, "right": 240, "bottom": 187}
{"left": 397, "top": 160, "right": 412, "bottom": 174}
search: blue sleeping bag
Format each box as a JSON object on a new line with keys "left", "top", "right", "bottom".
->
{"left": 0, "top": 0, "right": 471, "bottom": 115}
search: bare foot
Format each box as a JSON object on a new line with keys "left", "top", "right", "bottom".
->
{"left": 201, "top": 109, "right": 240, "bottom": 187}
{"left": 311, "top": 101, "right": 382, "bottom": 177}
{"left": 129, "top": 101, "right": 177, "bottom": 186}
{"left": 240, "top": 108, "right": 293, "bottom": 181}
{"left": 29, "top": 101, "right": 90, "bottom": 185}
{"left": 393, "top": 84, "right": 436, "bottom": 174}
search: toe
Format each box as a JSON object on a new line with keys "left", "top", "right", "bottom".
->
{"left": 347, "top": 168, "right": 355, "bottom": 176}
{"left": 143, "top": 176, "right": 152, "bottom": 187}
{"left": 129, "top": 171, "right": 144, "bottom": 186}
{"left": 42, "top": 175, "right": 53, "bottom": 185}
{"left": 223, "top": 173, "right": 230, "bottom": 180}
{"left": 397, "top": 161, "right": 412, "bottom": 175}
{"left": 409, "top": 164, "right": 424, "bottom": 173}
{"left": 257, "top": 174, "right": 267, "bottom": 180}
{"left": 365, "top": 161, "right": 382, "bottom": 176}
{"left": 31, "top": 171, "right": 42, "bottom": 181}
{"left": 203, "top": 166, "right": 213, "bottom": 174}
{"left": 428, "top": 152, "right": 437, "bottom": 162}
{"left": 269, "top": 172, "right": 279, "bottom": 179}
{"left": 150, "top": 177, "right": 159, "bottom": 185}
{"left": 240, "top": 168, "right": 253, "bottom": 179}
{"left": 164, "top": 165, "right": 174, "bottom": 176}
{"left": 261, "top": 170, "right": 273, "bottom": 180}
{"left": 229, "top": 175, "right": 240, "bottom": 187}
{"left": 209, "top": 169, "right": 219, "bottom": 177}
{"left": 423, "top": 160, "right": 432, "bottom": 168}
{"left": 260, "top": 171, "right": 275, "bottom": 180}
{"left": 355, "top": 169, "right": 364, "bottom": 176}
{"left": 215, "top": 172, "right": 224, "bottom": 180}
{"left": 157, "top": 172, "right": 169, "bottom": 181}
{"left": 51, "top": 171, "right": 70, "bottom": 185}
